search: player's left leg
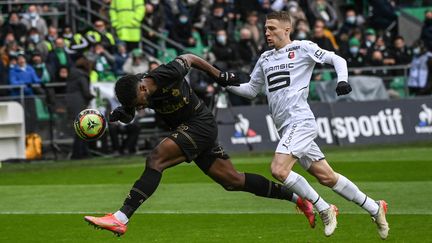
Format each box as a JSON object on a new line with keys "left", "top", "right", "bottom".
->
{"left": 307, "top": 158, "right": 389, "bottom": 239}
{"left": 84, "top": 137, "right": 187, "bottom": 236}
{"left": 195, "top": 149, "right": 316, "bottom": 228}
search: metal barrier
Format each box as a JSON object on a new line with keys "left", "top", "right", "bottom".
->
{"left": 313, "top": 64, "right": 411, "bottom": 96}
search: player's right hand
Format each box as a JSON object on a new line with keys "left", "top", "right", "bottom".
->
{"left": 109, "top": 106, "right": 135, "bottom": 123}
{"left": 335, "top": 81, "right": 352, "bottom": 96}
{"left": 216, "top": 71, "right": 242, "bottom": 87}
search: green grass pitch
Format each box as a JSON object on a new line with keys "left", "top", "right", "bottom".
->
{"left": 1, "top": 144, "right": 432, "bottom": 242}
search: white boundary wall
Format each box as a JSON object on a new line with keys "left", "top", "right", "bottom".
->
{"left": 0, "top": 102, "right": 25, "bottom": 161}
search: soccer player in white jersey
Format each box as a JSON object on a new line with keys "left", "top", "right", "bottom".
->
{"left": 226, "top": 11, "right": 389, "bottom": 239}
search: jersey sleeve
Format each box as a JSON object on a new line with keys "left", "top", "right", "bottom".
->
{"left": 146, "top": 59, "right": 188, "bottom": 87}
{"left": 227, "top": 55, "right": 265, "bottom": 98}
{"left": 249, "top": 55, "right": 266, "bottom": 89}
{"left": 303, "top": 41, "right": 334, "bottom": 64}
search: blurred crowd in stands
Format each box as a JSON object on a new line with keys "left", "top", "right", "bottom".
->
{"left": 0, "top": 0, "right": 431, "bottom": 158}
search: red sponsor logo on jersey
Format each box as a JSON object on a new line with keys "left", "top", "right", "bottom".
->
{"left": 288, "top": 51, "right": 295, "bottom": 59}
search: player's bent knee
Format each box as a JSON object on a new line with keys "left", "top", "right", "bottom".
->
{"left": 271, "top": 168, "right": 289, "bottom": 182}
{"left": 145, "top": 151, "right": 164, "bottom": 172}
{"left": 317, "top": 173, "right": 337, "bottom": 187}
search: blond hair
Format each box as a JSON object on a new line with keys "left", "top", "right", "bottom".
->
{"left": 266, "top": 11, "right": 292, "bottom": 25}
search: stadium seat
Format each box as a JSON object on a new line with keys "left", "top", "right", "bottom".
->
{"left": 309, "top": 81, "right": 321, "bottom": 101}
{"left": 158, "top": 48, "right": 178, "bottom": 64}
{"left": 34, "top": 97, "right": 57, "bottom": 121}
{"left": 390, "top": 76, "right": 407, "bottom": 98}
{"left": 185, "top": 31, "right": 207, "bottom": 57}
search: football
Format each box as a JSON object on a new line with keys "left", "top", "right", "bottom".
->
{"left": 73, "top": 109, "right": 107, "bottom": 141}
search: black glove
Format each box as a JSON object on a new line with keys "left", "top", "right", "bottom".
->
{"left": 335, "top": 81, "right": 352, "bottom": 96}
{"left": 215, "top": 71, "right": 241, "bottom": 87}
{"left": 109, "top": 106, "right": 135, "bottom": 123}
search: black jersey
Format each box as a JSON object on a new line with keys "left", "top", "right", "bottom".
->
{"left": 145, "top": 59, "right": 202, "bottom": 128}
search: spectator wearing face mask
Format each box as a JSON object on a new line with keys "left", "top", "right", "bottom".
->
{"left": 168, "top": 13, "right": 196, "bottom": 53}
{"left": 31, "top": 52, "right": 50, "bottom": 83}
{"left": 21, "top": 5, "right": 48, "bottom": 36}
{"left": 408, "top": 40, "right": 432, "bottom": 96}
{"left": 360, "top": 28, "right": 377, "bottom": 59}
{"left": 338, "top": 8, "right": 364, "bottom": 38}
{"left": 346, "top": 38, "right": 365, "bottom": 75}
{"left": 203, "top": 4, "right": 232, "bottom": 46}
{"left": 209, "top": 29, "right": 240, "bottom": 71}
{"left": 421, "top": 10, "right": 432, "bottom": 51}
{"left": 25, "top": 27, "right": 49, "bottom": 61}
{"left": 292, "top": 19, "right": 311, "bottom": 41}
{"left": 62, "top": 25, "right": 89, "bottom": 61}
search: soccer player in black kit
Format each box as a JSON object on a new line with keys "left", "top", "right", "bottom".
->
{"left": 84, "top": 54, "right": 315, "bottom": 235}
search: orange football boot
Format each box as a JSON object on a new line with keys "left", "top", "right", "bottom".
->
{"left": 296, "top": 197, "right": 316, "bottom": 228}
{"left": 84, "top": 213, "right": 127, "bottom": 236}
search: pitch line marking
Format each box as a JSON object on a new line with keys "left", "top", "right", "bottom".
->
{"left": 0, "top": 211, "right": 431, "bottom": 215}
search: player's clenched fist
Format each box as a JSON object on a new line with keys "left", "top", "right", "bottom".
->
{"left": 335, "top": 81, "right": 352, "bottom": 96}
{"left": 216, "top": 71, "right": 241, "bottom": 87}
{"left": 109, "top": 106, "right": 135, "bottom": 123}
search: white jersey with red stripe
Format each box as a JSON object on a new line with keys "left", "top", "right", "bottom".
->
{"left": 249, "top": 40, "right": 334, "bottom": 132}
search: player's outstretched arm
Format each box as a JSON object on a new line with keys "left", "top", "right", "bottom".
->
{"left": 325, "top": 53, "right": 352, "bottom": 96}
{"left": 178, "top": 54, "right": 241, "bottom": 87}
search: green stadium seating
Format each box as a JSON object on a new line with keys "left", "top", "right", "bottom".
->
{"left": 390, "top": 76, "right": 407, "bottom": 97}
{"left": 34, "top": 97, "right": 57, "bottom": 121}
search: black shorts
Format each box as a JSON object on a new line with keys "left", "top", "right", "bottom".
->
{"left": 168, "top": 103, "right": 229, "bottom": 173}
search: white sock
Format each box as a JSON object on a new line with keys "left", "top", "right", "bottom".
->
{"left": 114, "top": 210, "right": 129, "bottom": 224}
{"left": 291, "top": 193, "right": 299, "bottom": 203}
{"left": 332, "top": 174, "right": 379, "bottom": 215}
{"left": 284, "top": 171, "right": 330, "bottom": 212}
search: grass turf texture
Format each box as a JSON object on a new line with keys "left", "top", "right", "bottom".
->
{"left": 1, "top": 145, "right": 431, "bottom": 242}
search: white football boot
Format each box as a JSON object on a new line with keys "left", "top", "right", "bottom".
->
{"left": 372, "top": 200, "right": 389, "bottom": 240}
{"left": 319, "top": 204, "right": 339, "bottom": 236}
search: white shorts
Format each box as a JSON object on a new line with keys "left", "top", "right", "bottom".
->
{"left": 276, "top": 119, "right": 325, "bottom": 170}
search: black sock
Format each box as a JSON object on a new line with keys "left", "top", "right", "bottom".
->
{"left": 120, "top": 167, "right": 162, "bottom": 218}
{"left": 243, "top": 173, "right": 293, "bottom": 201}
